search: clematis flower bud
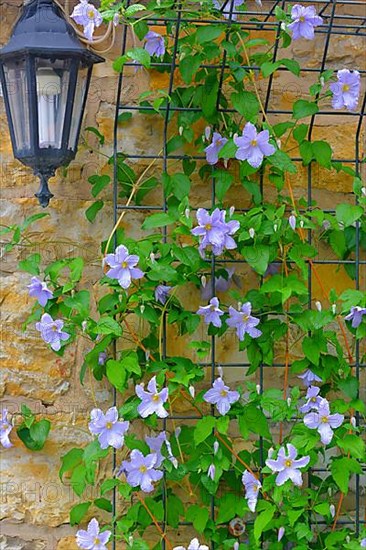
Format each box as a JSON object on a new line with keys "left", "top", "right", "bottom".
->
{"left": 179, "top": 126, "right": 184, "bottom": 136}
{"left": 205, "top": 126, "right": 211, "bottom": 140}
{"left": 175, "top": 427, "right": 181, "bottom": 438}
{"left": 350, "top": 416, "right": 356, "bottom": 428}
{"left": 276, "top": 139, "right": 281, "bottom": 149}
{"left": 320, "top": 76, "right": 325, "bottom": 88}
{"left": 268, "top": 447, "right": 274, "bottom": 458}
{"left": 229, "top": 206, "right": 235, "bottom": 217}
{"left": 300, "top": 220, "right": 304, "bottom": 228}
{"left": 287, "top": 397, "right": 291, "bottom": 407}
{"left": 218, "top": 365, "right": 224, "bottom": 378}
{"left": 256, "top": 384, "right": 261, "bottom": 395}
{"left": 185, "top": 207, "right": 190, "bottom": 219}
{"left": 315, "top": 301, "right": 322, "bottom": 311}
{"left": 208, "top": 463, "right": 215, "bottom": 480}
{"left": 331, "top": 304, "right": 336, "bottom": 314}
{"left": 330, "top": 504, "right": 335, "bottom": 518}
{"left": 274, "top": 223, "right": 278, "bottom": 232}
{"left": 233, "top": 543, "right": 240, "bottom": 550}
{"left": 82, "top": 320, "right": 88, "bottom": 332}
{"left": 201, "top": 275, "right": 207, "bottom": 288}
{"left": 278, "top": 527, "right": 285, "bottom": 542}
{"left": 213, "top": 441, "right": 219, "bottom": 454}
{"left": 289, "top": 215, "right": 296, "bottom": 230}
{"left": 140, "top": 304, "right": 145, "bottom": 314}
{"left": 189, "top": 385, "right": 195, "bottom": 399}
{"left": 249, "top": 227, "right": 255, "bottom": 239}
{"left": 361, "top": 187, "right": 366, "bottom": 196}
{"left": 150, "top": 252, "right": 156, "bottom": 263}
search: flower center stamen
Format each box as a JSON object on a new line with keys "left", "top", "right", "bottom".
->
{"left": 250, "top": 139, "right": 257, "bottom": 147}
{"left": 242, "top": 314, "right": 249, "bottom": 322}
{"left": 139, "top": 465, "right": 147, "bottom": 473}
{"left": 87, "top": 9, "right": 95, "bottom": 19}
{"left": 121, "top": 261, "right": 128, "bottom": 268}
{"left": 299, "top": 16, "right": 305, "bottom": 22}
{"left": 342, "top": 84, "right": 350, "bottom": 92}
{"left": 94, "top": 538, "right": 100, "bottom": 545}
{"left": 220, "top": 390, "right": 228, "bottom": 397}
{"left": 311, "top": 397, "right": 317, "bottom": 402}
{"left": 321, "top": 416, "right": 328, "bottom": 423}
{"left": 152, "top": 394, "right": 160, "bottom": 402}
{"left": 285, "top": 459, "right": 292, "bottom": 467}
{"left": 106, "top": 422, "right": 112, "bottom": 429}
{"left": 205, "top": 223, "right": 212, "bottom": 230}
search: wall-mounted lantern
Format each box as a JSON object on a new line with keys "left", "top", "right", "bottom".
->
{"left": 0, "top": 0, "right": 104, "bottom": 207}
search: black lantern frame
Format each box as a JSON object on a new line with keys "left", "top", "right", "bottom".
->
{"left": 0, "top": 0, "right": 104, "bottom": 206}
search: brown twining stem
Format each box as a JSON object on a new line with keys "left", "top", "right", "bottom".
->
{"left": 136, "top": 494, "right": 173, "bottom": 549}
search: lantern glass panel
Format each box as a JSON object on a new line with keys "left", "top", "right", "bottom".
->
{"left": 3, "top": 60, "right": 30, "bottom": 152}
{"left": 35, "top": 58, "right": 71, "bottom": 149}
{"left": 68, "top": 63, "right": 89, "bottom": 151}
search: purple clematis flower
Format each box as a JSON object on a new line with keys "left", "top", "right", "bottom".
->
{"left": 173, "top": 539, "right": 209, "bottom": 550}
{"left": 27, "top": 277, "right": 53, "bottom": 307}
{"left": 0, "top": 409, "right": 13, "bottom": 448}
{"left": 213, "top": 0, "right": 244, "bottom": 20}
{"left": 242, "top": 470, "right": 261, "bottom": 512}
{"left": 203, "top": 377, "right": 240, "bottom": 415}
{"left": 105, "top": 245, "right": 144, "bottom": 289}
{"left": 76, "top": 518, "right": 111, "bottom": 550}
{"left": 266, "top": 443, "right": 310, "bottom": 486}
{"left": 226, "top": 302, "right": 262, "bottom": 340}
{"left": 303, "top": 398, "right": 344, "bottom": 445}
{"left": 71, "top": 0, "right": 103, "bottom": 41}
{"left": 204, "top": 132, "right": 228, "bottom": 165}
{"left": 197, "top": 297, "right": 224, "bottom": 328}
{"left": 287, "top": 4, "right": 323, "bottom": 40}
{"left": 361, "top": 539, "right": 366, "bottom": 548}
{"left": 136, "top": 376, "right": 169, "bottom": 418}
{"left": 145, "top": 431, "right": 167, "bottom": 467}
{"left": 155, "top": 285, "right": 172, "bottom": 305}
{"left": 278, "top": 527, "right": 285, "bottom": 542}
{"left": 122, "top": 449, "right": 163, "bottom": 492}
{"left": 344, "top": 305, "right": 366, "bottom": 328}
{"left": 35, "top": 313, "right": 70, "bottom": 352}
{"left": 298, "top": 369, "right": 322, "bottom": 387}
{"left": 191, "top": 208, "right": 240, "bottom": 257}
{"left": 299, "top": 385, "right": 322, "bottom": 413}
{"left": 89, "top": 407, "right": 129, "bottom": 450}
{"left": 234, "top": 122, "right": 276, "bottom": 169}
{"left": 330, "top": 69, "right": 361, "bottom": 112}
{"left": 289, "top": 214, "right": 297, "bottom": 230}
{"left": 144, "top": 31, "right": 165, "bottom": 57}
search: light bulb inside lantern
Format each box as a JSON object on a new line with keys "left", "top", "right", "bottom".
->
{"left": 36, "top": 67, "right": 61, "bottom": 148}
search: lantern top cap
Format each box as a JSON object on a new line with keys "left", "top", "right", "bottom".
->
{"left": 0, "top": 0, "right": 104, "bottom": 64}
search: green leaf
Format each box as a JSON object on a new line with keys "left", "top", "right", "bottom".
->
{"left": 85, "top": 127, "right": 105, "bottom": 145}
{"left": 141, "top": 213, "right": 176, "bottom": 230}
{"left": 293, "top": 124, "right": 309, "bottom": 144}
{"left": 293, "top": 100, "right": 319, "bottom": 120}
{"left": 216, "top": 493, "right": 246, "bottom": 523}
{"left": 85, "top": 200, "right": 104, "bottom": 223}
{"left": 64, "top": 290, "right": 90, "bottom": 317}
{"left": 331, "top": 457, "right": 362, "bottom": 494}
{"left": 70, "top": 502, "right": 91, "bottom": 526}
{"left": 170, "top": 173, "right": 191, "bottom": 200}
{"left": 231, "top": 91, "right": 260, "bottom": 122}
{"left": 95, "top": 317, "right": 122, "bottom": 337}
{"left": 299, "top": 140, "right": 313, "bottom": 165}
{"left": 60, "top": 448, "right": 83, "bottom": 481}
{"left": 17, "top": 419, "right": 51, "bottom": 451}
{"left": 267, "top": 150, "right": 297, "bottom": 174}
{"left": 214, "top": 170, "right": 233, "bottom": 201}
{"left": 302, "top": 336, "right": 321, "bottom": 366}
{"left": 242, "top": 245, "right": 270, "bottom": 275}
{"left": 312, "top": 140, "right": 332, "bottom": 168}
{"left": 186, "top": 505, "right": 209, "bottom": 532}
{"left": 94, "top": 497, "right": 113, "bottom": 512}
{"left": 106, "top": 359, "right": 126, "bottom": 391}
{"left": 194, "top": 416, "right": 216, "bottom": 445}
{"left": 127, "top": 47, "right": 151, "bottom": 68}
{"left": 337, "top": 434, "right": 365, "bottom": 460}
{"left": 196, "top": 25, "right": 222, "bottom": 43}
{"left": 89, "top": 174, "right": 111, "bottom": 197}
{"left": 21, "top": 212, "right": 49, "bottom": 230}
{"left": 180, "top": 55, "right": 202, "bottom": 84}
{"left": 240, "top": 404, "right": 271, "bottom": 438}
{"left": 125, "top": 4, "right": 145, "bottom": 15}
{"left": 18, "top": 253, "right": 41, "bottom": 275}
{"left": 335, "top": 204, "right": 363, "bottom": 227}
{"left": 254, "top": 504, "right": 276, "bottom": 541}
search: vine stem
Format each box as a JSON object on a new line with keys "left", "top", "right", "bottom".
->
{"left": 136, "top": 494, "right": 173, "bottom": 549}
{"left": 104, "top": 151, "right": 162, "bottom": 260}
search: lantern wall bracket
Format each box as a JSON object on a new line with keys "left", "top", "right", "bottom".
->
{"left": 34, "top": 171, "right": 55, "bottom": 208}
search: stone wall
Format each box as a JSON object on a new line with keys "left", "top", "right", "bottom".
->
{"left": 0, "top": 1, "right": 365, "bottom": 548}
